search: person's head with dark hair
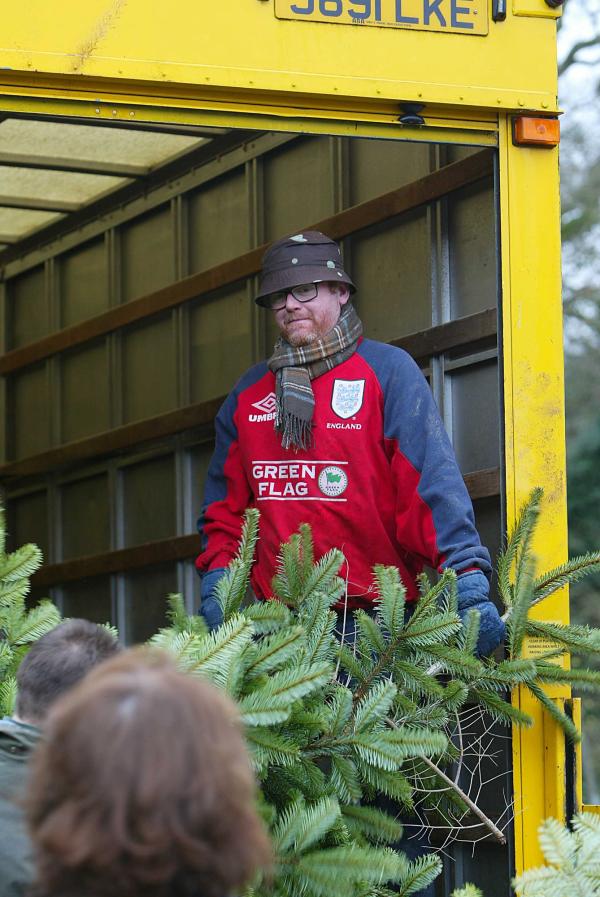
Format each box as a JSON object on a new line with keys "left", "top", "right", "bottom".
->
{"left": 15, "top": 618, "right": 121, "bottom": 725}
{"left": 26, "top": 648, "right": 272, "bottom": 897}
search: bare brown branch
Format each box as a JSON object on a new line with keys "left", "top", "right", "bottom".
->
{"left": 559, "top": 35, "right": 600, "bottom": 75}
{"left": 386, "top": 716, "right": 507, "bottom": 845}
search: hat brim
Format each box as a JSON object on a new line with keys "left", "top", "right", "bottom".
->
{"left": 255, "top": 266, "right": 356, "bottom": 307}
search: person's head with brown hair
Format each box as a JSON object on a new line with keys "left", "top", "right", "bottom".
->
{"left": 26, "top": 648, "right": 272, "bottom": 897}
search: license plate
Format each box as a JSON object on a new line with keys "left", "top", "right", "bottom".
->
{"left": 275, "top": 0, "right": 488, "bottom": 36}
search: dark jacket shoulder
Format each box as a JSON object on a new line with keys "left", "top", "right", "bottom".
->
{"left": 0, "top": 718, "right": 39, "bottom": 897}
{"left": 0, "top": 718, "right": 39, "bottom": 796}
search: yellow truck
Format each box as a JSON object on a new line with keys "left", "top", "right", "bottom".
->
{"left": 0, "top": 1, "right": 575, "bottom": 890}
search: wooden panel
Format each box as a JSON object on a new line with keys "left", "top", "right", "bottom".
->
{"left": 32, "top": 534, "right": 199, "bottom": 587}
{"left": 122, "top": 454, "right": 176, "bottom": 547}
{"left": 0, "top": 397, "right": 222, "bottom": 479}
{"left": 0, "top": 151, "right": 494, "bottom": 376}
{"left": 60, "top": 238, "right": 108, "bottom": 327}
{"left": 348, "top": 138, "right": 430, "bottom": 204}
{"left": 390, "top": 307, "right": 497, "bottom": 361}
{"left": 6, "top": 489, "right": 49, "bottom": 559}
{"left": 61, "top": 577, "right": 113, "bottom": 625}
{"left": 190, "top": 443, "right": 213, "bottom": 496}
{"left": 121, "top": 205, "right": 174, "bottom": 302}
{"left": 264, "top": 138, "right": 334, "bottom": 240}
{"left": 124, "top": 564, "right": 177, "bottom": 643}
{"left": 189, "top": 285, "right": 252, "bottom": 404}
{"left": 61, "top": 473, "right": 110, "bottom": 559}
{"left": 472, "top": 495, "right": 503, "bottom": 584}
{"left": 448, "top": 180, "right": 497, "bottom": 318}
{"left": 61, "top": 340, "right": 110, "bottom": 442}
{"left": 11, "top": 363, "right": 51, "bottom": 458}
{"left": 7, "top": 265, "right": 47, "bottom": 349}
{"left": 451, "top": 360, "right": 500, "bottom": 473}
{"left": 464, "top": 467, "right": 500, "bottom": 500}
{"left": 319, "top": 151, "right": 493, "bottom": 245}
{"left": 122, "top": 313, "right": 177, "bottom": 422}
{"left": 352, "top": 211, "right": 432, "bottom": 341}
{"left": 189, "top": 169, "right": 250, "bottom": 272}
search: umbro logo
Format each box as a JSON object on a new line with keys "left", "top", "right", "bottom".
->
{"left": 252, "top": 392, "right": 277, "bottom": 414}
{"left": 249, "top": 391, "right": 277, "bottom": 423}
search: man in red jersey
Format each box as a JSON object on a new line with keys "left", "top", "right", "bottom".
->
{"left": 196, "top": 230, "right": 504, "bottom": 656}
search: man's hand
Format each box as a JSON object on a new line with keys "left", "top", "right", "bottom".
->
{"left": 199, "top": 567, "right": 226, "bottom": 631}
{"left": 456, "top": 570, "right": 505, "bottom": 657}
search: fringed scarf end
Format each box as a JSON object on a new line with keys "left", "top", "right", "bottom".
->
{"left": 276, "top": 412, "right": 314, "bottom": 452}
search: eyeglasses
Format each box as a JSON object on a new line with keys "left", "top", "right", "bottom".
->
{"left": 267, "top": 283, "right": 319, "bottom": 311}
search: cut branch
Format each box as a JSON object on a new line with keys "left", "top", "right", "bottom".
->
{"left": 387, "top": 716, "right": 507, "bottom": 845}
{"left": 559, "top": 35, "right": 600, "bottom": 74}
{"left": 419, "top": 756, "right": 507, "bottom": 844}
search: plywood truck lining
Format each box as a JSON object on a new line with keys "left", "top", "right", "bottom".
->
{"left": 0, "top": 148, "right": 494, "bottom": 376}
{"left": 2, "top": 126, "right": 501, "bottom": 623}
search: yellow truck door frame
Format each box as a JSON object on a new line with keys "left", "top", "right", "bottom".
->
{"left": 499, "top": 115, "right": 570, "bottom": 871}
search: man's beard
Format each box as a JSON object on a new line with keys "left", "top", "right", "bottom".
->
{"left": 281, "top": 320, "right": 319, "bottom": 347}
{"left": 285, "top": 330, "right": 318, "bottom": 347}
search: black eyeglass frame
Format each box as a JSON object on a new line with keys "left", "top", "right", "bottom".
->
{"left": 266, "top": 282, "right": 321, "bottom": 310}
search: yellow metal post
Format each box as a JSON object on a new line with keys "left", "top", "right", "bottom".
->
{"left": 573, "top": 698, "right": 583, "bottom": 813}
{"left": 498, "top": 113, "right": 570, "bottom": 872}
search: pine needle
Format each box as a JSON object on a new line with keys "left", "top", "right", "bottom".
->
{"left": 354, "top": 681, "right": 398, "bottom": 732}
{"left": 533, "top": 552, "right": 600, "bottom": 603}
{"left": 243, "top": 600, "right": 292, "bottom": 633}
{"left": 526, "top": 619, "right": 600, "bottom": 654}
{"left": 396, "top": 853, "right": 444, "bottom": 897}
{"left": 470, "top": 688, "right": 534, "bottom": 727}
{"left": 373, "top": 566, "right": 406, "bottom": 636}
{"left": 326, "top": 686, "right": 354, "bottom": 735}
{"left": 330, "top": 755, "right": 362, "bottom": 803}
{"left": 246, "top": 728, "right": 301, "bottom": 769}
{"left": 11, "top": 601, "right": 61, "bottom": 646}
{"left": 300, "top": 549, "right": 346, "bottom": 602}
{"left": 1, "top": 544, "right": 43, "bottom": 582}
{"left": 246, "top": 626, "right": 306, "bottom": 677}
{"left": 165, "top": 593, "right": 191, "bottom": 632}
{"left": 298, "top": 524, "right": 315, "bottom": 581}
{"left": 452, "top": 886, "right": 484, "bottom": 897}
{"left": 507, "top": 551, "right": 537, "bottom": 658}
{"left": 341, "top": 804, "right": 403, "bottom": 845}
{"left": 0, "top": 675, "right": 17, "bottom": 717}
{"left": 526, "top": 682, "right": 581, "bottom": 743}
{"left": 497, "top": 487, "right": 543, "bottom": 609}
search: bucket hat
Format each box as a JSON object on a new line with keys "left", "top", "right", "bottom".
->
{"left": 255, "top": 230, "right": 355, "bottom": 307}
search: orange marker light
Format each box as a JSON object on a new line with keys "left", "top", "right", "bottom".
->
{"left": 513, "top": 116, "right": 560, "bottom": 147}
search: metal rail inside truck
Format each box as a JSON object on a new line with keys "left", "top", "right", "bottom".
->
{"left": 0, "top": 1, "right": 585, "bottom": 892}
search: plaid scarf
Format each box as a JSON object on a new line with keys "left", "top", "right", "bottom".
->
{"left": 268, "top": 303, "right": 363, "bottom": 450}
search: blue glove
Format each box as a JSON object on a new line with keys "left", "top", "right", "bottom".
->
{"left": 199, "top": 567, "right": 226, "bottom": 631}
{"left": 456, "top": 570, "right": 505, "bottom": 657}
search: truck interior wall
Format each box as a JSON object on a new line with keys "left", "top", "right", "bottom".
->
{"left": 1, "top": 121, "right": 508, "bottom": 894}
{"left": 3, "top": 128, "right": 501, "bottom": 629}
